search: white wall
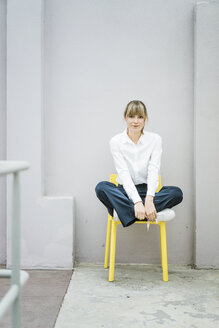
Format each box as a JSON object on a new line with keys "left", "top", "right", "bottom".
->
{"left": 6, "top": 0, "right": 74, "bottom": 269}
{"left": 0, "top": 0, "right": 6, "bottom": 264}
{"left": 195, "top": 1, "right": 219, "bottom": 267}
{"left": 44, "top": 0, "right": 196, "bottom": 264}
{"left": 1, "top": 0, "right": 218, "bottom": 268}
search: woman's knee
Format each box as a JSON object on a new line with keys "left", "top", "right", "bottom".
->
{"left": 95, "top": 181, "right": 108, "bottom": 197}
{"left": 171, "top": 186, "right": 183, "bottom": 204}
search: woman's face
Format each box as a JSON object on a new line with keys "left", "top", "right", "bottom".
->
{"left": 125, "top": 114, "right": 146, "bottom": 134}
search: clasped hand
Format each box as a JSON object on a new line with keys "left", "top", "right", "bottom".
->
{"left": 134, "top": 197, "right": 157, "bottom": 221}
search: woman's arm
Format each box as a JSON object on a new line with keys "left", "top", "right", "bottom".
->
{"left": 146, "top": 135, "right": 162, "bottom": 197}
{"left": 145, "top": 135, "right": 163, "bottom": 221}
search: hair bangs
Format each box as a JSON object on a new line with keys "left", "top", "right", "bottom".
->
{"left": 125, "top": 102, "right": 146, "bottom": 119}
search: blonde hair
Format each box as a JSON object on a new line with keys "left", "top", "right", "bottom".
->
{"left": 124, "top": 100, "right": 148, "bottom": 134}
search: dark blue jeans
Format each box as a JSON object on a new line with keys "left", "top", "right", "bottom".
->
{"left": 95, "top": 181, "right": 183, "bottom": 227}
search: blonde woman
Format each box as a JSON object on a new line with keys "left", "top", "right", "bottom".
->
{"left": 95, "top": 100, "right": 183, "bottom": 227}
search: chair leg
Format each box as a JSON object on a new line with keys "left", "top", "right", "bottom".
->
{"left": 160, "top": 222, "right": 168, "bottom": 282}
{"left": 159, "top": 223, "right": 163, "bottom": 269}
{"left": 109, "top": 220, "right": 117, "bottom": 282}
{"left": 104, "top": 214, "right": 112, "bottom": 269}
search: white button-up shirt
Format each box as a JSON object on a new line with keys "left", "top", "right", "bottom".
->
{"left": 109, "top": 128, "right": 162, "bottom": 204}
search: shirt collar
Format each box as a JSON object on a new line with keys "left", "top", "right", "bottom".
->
{"left": 121, "top": 128, "right": 145, "bottom": 145}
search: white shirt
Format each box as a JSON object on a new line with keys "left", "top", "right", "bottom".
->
{"left": 109, "top": 128, "right": 162, "bottom": 204}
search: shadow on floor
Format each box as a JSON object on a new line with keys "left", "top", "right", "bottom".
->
{"left": 0, "top": 265, "right": 72, "bottom": 328}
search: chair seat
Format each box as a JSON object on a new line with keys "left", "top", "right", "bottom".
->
{"left": 113, "top": 208, "right": 175, "bottom": 222}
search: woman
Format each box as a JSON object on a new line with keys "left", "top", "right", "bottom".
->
{"left": 95, "top": 100, "right": 183, "bottom": 227}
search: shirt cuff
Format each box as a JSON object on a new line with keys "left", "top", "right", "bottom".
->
{"left": 132, "top": 194, "right": 142, "bottom": 204}
{"left": 146, "top": 189, "right": 156, "bottom": 197}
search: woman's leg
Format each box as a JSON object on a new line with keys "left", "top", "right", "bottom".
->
{"left": 153, "top": 186, "right": 183, "bottom": 213}
{"left": 95, "top": 182, "right": 183, "bottom": 226}
{"left": 95, "top": 181, "right": 136, "bottom": 227}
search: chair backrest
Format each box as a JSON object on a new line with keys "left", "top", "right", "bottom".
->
{"left": 110, "top": 174, "right": 162, "bottom": 193}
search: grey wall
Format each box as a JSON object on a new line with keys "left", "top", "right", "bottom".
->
{"left": 195, "top": 2, "right": 219, "bottom": 267}
{"left": 6, "top": 0, "right": 73, "bottom": 269}
{"left": 44, "top": 0, "right": 196, "bottom": 264}
{"left": 1, "top": 0, "right": 218, "bottom": 267}
{"left": 0, "top": 0, "right": 6, "bottom": 264}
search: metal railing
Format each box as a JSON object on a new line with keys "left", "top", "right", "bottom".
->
{"left": 0, "top": 161, "right": 30, "bottom": 328}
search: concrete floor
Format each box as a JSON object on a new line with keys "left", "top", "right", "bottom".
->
{"left": 0, "top": 263, "right": 219, "bottom": 327}
{"left": 54, "top": 263, "right": 219, "bottom": 328}
{"left": 0, "top": 266, "right": 72, "bottom": 328}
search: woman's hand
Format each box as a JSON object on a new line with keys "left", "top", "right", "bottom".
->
{"left": 134, "top": 201, "right": 146, "bottom": 220}
{"left": 144, "top": 195, "right": 157, "bottom": 221}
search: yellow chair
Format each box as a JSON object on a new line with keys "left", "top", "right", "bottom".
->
{"left": 104, "top": 174, "right": 169, "bottom": 282}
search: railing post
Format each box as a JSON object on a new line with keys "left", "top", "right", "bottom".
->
{"left": 11, "top": 172, "right": 21, "bottom": 328}
{"left": 0, "top": 161, "right": 29, "bottom": 327}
